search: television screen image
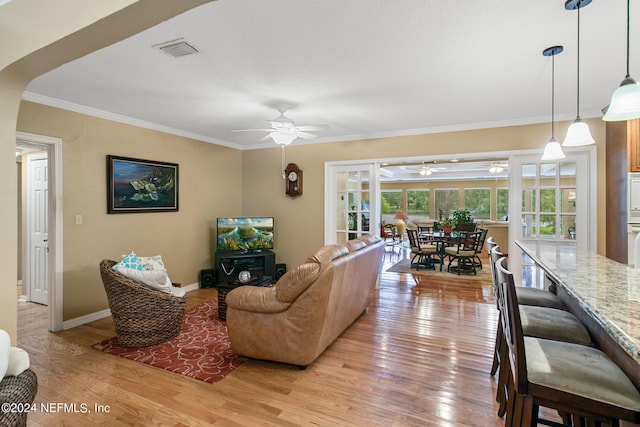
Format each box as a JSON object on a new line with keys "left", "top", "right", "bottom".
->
{"left": 217, "top": 217, "right": 274, "bottom": 252}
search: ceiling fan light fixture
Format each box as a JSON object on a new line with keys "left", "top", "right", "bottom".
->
{"left": 270, "top": 130, "right": 297, "bottom": 146}
{"left": 489, "top": 163, "right": 504, "bottom": 174}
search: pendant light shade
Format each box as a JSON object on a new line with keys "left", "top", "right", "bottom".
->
{"left": 603, "top": 0, "right": 640, "bottom": 121}
{"left": 563, "top": 0, "right": 595, "bottom": 146}
{"left": 541, "top": 46, "right": 565, "bottom": 161}
{"left": 603, "top": 78, "right": 640, "bottom": 121}
{"left": 563, "top": 119, "right": 595, "bottom": 146}
{"left": 542, "top": 138, "right": 566, "bottom": 161}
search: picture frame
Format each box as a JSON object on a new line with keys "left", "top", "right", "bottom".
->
{"left": 107, "top": 155, "right": 179, "bottom": 214}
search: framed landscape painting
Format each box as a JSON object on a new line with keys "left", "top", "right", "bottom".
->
{"left": 107, "top": 155, "right": 179, "bottom": 213}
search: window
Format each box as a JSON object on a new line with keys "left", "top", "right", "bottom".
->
{"left": 381, "top": 190, "right": 402, "bottom": 215}
{"left": 434, "top": 189, "right": 459, "bottom": 219}
{"left": 406, "top": 189, "right": 430, "bottom": 217}
{"left": 496, "top": 188, "right": 509, "bottom": 220}
{"left": 464, "top": 188, "right": 490, "bottom": 219}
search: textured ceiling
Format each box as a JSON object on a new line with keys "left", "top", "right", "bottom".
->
{"left": 23, "top": 0, "right": 632, "bottom": 154}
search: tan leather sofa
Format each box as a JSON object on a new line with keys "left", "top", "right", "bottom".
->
{"left": 225, "top": 234, "right": 385, "bottom": 367}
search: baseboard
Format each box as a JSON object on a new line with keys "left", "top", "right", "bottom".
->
{"left": 63, "top": 308, "right": 112, "bottom": 330}
{"left": 182, "top": 282, "right": 200, "bottom": 293}
{"left": 62, "top": 282, "right": 200, "bottom": 330}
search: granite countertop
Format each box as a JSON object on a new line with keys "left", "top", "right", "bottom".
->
{"left": 515, "top": 239, "right": 640, "bottom": 364}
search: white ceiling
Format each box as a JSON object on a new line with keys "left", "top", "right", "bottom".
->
{"left": 22, "top": 0, "right": 632, "bottom": 155}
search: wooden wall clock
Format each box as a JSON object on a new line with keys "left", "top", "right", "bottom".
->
{"left": 285, "top": 163, "right": 303, "bottom": 197}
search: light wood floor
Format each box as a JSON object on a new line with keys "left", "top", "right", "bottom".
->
{"left": 18, "top": 249, "right": 514, "bottom": 426}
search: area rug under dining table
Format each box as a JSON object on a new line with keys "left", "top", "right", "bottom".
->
{"left": 386, "top": 258, "right": 492, "bottom": 281}
{"left": 92, "top": 300, "right": 245, "bottom": 384}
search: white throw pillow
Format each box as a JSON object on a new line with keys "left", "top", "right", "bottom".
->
{"left": 137, "top": 255, "right": 166, "bottom": 271}
{"left": 117, "top": 267, "right": 172, "bottom": 294}
{"left": 170, "top": 286, "right": 186, "bottom": 298}
{"left": 0, "top": 329, "right": 9, "bottom": 379}
{"left": 138, "top": 254, "right": 174, "bottom": 291}
{"left": 5, "top": 347, "right": 29, "bottom": 377}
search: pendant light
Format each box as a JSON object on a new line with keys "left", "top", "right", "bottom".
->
{"left": 563, "top": 0, "right": 595, "bottom": 146}
{"left": 542, "top": 46, "right": 566, "bottom": 161}
{"left": 603, "top": 0, "right": 640, "bottom": 121}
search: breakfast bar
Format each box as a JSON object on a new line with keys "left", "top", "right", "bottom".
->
{"left": 515, "top": 239, "right": 640, "bottom": 388}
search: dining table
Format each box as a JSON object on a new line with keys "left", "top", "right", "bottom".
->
{"left": 515, "top": 239, "right": 640, "bottom": 389}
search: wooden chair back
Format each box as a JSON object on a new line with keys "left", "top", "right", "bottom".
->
{"left": 494, "top": 256, "right": 528, "bottom": 395}
{"left": 406, "top": 229, "right": 420, "bottom": 250}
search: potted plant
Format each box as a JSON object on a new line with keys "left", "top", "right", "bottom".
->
{"left": 452, "top": 209, "right": 475, "bottom": 231}
{"left": 440, "top": 218, "right": 454, "bottom": 234}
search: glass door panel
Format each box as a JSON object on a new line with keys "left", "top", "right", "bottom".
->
{"left": 509, "top": 149, "right": 595, "bottom": 287}
{"left": 327, "top": 164, "right": 378, "bottom": 244}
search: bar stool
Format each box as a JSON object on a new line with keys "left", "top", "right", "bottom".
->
{"left": 489, "top": 245, "right": 592, "bottom": 418}
{"left": 487, "top": 240, "right": 564, "bottom": 376}
{"left": 496, "top": 257, "right": 640, "bottom": 426}
{"left": 487, "top": 237, "right": 563, "bottom": 309}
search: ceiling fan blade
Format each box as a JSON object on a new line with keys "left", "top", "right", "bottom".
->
{"left": 296, "top": 131, "right": 317, "bottom": 139}
{"left": 231, "top": 129, "right": 273, "bottom": 133}
{"left": 296, "top": 124, "right": 330, "bottom": 131}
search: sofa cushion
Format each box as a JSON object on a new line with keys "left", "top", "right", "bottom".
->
{"left": 275, "top": 262, "right": 322, "bottom": 303}
{"left": 344, "top": 240, "right": 367, "bottom": 252}
{"left": 306, "top": 244, "right": 349, "bottom": 265}
{"left": 6, "top": 347, "right": 29, "bottom": 377}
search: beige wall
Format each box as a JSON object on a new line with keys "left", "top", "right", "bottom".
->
{"left": 243, "top": 118, "right": 606, "bottom": 270}
{"left": 17, "top": 101, "right": 242, "bottom": 320}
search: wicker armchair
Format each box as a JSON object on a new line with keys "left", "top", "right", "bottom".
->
{"left": 99, "top": 260, "right": 186, "bottom": 347}
{"left": 0, "top": 369, "right": 37, "bottom": 427}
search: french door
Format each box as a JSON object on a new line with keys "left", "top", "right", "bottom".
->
{"left": 324, "top": 162, "right": 379, "bottom": 244}
{"left": 508, "top": 149, "right": 596, "bottom": 285}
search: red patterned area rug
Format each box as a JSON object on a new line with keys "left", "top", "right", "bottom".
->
{"left": 92, "top": 300, "right": 245, "bottom": 384}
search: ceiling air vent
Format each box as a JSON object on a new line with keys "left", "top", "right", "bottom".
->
{"left": 153, "top": 38, "right": 198, "bottom": 58}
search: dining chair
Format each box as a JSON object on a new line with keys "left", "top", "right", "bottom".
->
{"left": 406, "top": 229, "right": 438, "bottom": 270}
{"left": 496, "top": 257, "right": 640, "bottom": 427}
{"left": 444, "top": 230, "right": 482, "bottom": 275}
{"left": 472, "top": 227, "right": 488, "bottom": 268}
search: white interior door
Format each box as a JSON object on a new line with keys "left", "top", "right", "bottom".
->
{"left": 325, "top": 162, "right": 379, "bottom": 245}
{"left": 27, "top": 153, "right": 49, "bottom": 305}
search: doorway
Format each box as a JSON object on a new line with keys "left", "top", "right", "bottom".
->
{"left": 16, "top": 131, "right": 63, "bottom": 332}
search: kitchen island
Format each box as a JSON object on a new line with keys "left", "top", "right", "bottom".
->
{"left": 515, "top": 239, "right": 640, "bottom": 388}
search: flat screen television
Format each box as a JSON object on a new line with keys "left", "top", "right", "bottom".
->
{"left": 216, "top": 217, "right": 274, "bottom": 252}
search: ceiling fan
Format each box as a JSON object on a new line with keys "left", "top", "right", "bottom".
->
{"left": 232, "top": 104, "right": 328, "bottom": 146}
{"left": 417, "top": 164, "right": 447, "bottom": 176}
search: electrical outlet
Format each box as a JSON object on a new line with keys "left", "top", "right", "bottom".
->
{"left": 75, "top": 214, "right": 83, "bottom": 225}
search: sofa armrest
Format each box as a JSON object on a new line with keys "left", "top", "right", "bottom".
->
{"left": 225, "top": 286, "right": 290, "bottom": 313}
